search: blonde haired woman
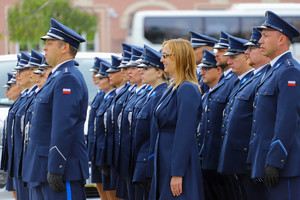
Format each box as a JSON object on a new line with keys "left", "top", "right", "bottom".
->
{"left": 149, "top": 38, "right": 204, "bottom": 199}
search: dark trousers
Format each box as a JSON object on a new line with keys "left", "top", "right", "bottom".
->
{"left": 237, "top": 174, "right": 267, "bottom": 200}
{"left": 30, "top": 181, "right": 85, "bottom": 200}
{"left": 266, "top": 176, "right": 300, "bottom": 200}
{"left": 202, "top": 169, "right": 242, "bottom": 200}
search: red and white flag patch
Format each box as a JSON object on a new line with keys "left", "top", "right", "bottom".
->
{"left": 63, "top": 88, "right": 71, "bottom": 94}
{"left": 288, "top": 81, "right": 296, "bottom": 87}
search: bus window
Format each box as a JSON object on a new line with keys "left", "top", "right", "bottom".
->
{"left": 204, "top": 17, "right": 239, "bottom": 39}
{"left": 240, "top": 17, "right": 265, "bottom": 39}
{"left": 144, "top": 17, "right": 202, "bottom": 44}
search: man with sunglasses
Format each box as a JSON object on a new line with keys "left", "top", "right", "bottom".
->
{"left": 247, "top": 11, "right": 300, "bottom": 200}
{"left": 218, "top": 27, "right": 270, "bottom": 200}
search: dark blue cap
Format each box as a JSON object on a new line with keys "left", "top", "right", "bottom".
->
{"left": 189, "top": 31, "right": 218, "bottom": 48}
{"left": 3, "top": 73, "right": 13, "bottom": 88}
{"left": 89, "top": 57, "right": 101, "bottom": 72}
{"left": 118, "top": 50, "right": 132, "bottom": 68}
{"left": 244, "top": 27, "right": 262, "bottom": 47}
{"left": 199, "top": 50, "right": 217, "bottom": 68}
{"left": 41, "top": 18, "right": 85, "bottom": 48}
{"left": 95, "top": 60, "right": 111, "bottom": 78}
{"left": 16, "top": 54, "right": 21, "bottom": 67}
{"left": 7, "top": 75, "right": 17, "bottom": 84}
{"left": 25, "top": 49, "right": 44, "bottom": 68}
{"left": 257, "top": 11, "right": 300, "bottom": 41}
{"left": 122, "top": 43, "right": 143, "bottom": 53}
{"left": 138, "top": 45, "right": 164, "bottom": 70}
{"left": 224, "top": 36, "right": 249, "bottom": 56}
{"left": 106, "top": 55, "right": 121, "bottom": 73}
{"left": 33, "top": 66, "right": 45, "bottom": 74}
{"left": 15, "top": 52, "right": 30, "bottom": 70}
{"left": 126, "top": 47, "right": 144, "bottom": 67}
{"left": 214, "top": 31, "right": 231, "bottom": 49}
{"left": 40, "top": 56, "right": 51, "bottom": 67}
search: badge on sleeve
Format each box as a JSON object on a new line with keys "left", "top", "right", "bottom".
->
{"left": 288, "top": 81, "right": 296, "bottom": 86}
{"left": 63, "top": 88, "right": 71, "bottom": 94}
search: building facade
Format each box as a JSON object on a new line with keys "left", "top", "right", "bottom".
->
{"left": 0, "top": 0, "right": 298, "bottom": 54}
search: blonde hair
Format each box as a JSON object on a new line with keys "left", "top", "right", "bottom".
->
{"left": 162, "top": 38, "right": 199, "bottom": 89}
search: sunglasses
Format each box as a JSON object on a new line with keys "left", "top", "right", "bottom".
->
{"left": 162, "top": 54, "right": 174, "bottom": 58}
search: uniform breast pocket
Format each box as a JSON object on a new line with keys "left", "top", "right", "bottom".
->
{"left": 38, "top": 95, "right": 50, "bottom": 104}
{"left": 212, "top": 95, "right": 227, "bottom": 104}
{"left": 137, "top": 110, "right": 148, "bottom": 121}
{"left": 260, "top": 87, "right": 276, "bottom": 97}
{"left": 236, "top": 92, "right": 251, "bottom": 102}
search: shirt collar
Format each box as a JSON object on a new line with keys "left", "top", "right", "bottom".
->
{"left": 238, "top": 68, "right": 254, "bottom": 80}
{"left": 254, "top": 64, "right": 268, "bottom": 75}
{"left": 51, "top": 59, "right": 74, "bottom": 74}
{"left": 116, "top": 84, "right": 125, "bottom": 95}
{"left": 223, "top": 68, "right": 232, "bottom": 77}
{"left": 270, "top": 51, "right": 290, "bottom": 67}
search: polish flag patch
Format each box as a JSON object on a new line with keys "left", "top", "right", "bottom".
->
{"left": 62, "top": 88, "right": 71, "bottom": 94}
{"left": 288, "top": 81, "right": 296, "bottom": 87}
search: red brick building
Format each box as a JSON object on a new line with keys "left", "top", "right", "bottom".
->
{"left": 0, "top": 0, "right": 299, "bottom": 54}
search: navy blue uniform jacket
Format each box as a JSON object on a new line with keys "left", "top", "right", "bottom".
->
{"left": 247, "top": 52, "right": 300, "bottom": 178}
{"left": 22, "top": 60, "right": 89, "bottom": 183}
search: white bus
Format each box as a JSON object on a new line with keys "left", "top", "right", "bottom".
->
{"left": 126, "top": 3, "right": 300, "bottom": 60}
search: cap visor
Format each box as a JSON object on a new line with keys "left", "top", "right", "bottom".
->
{"left": 89, "top": 68, "right": 99, "bottom": 72}
{"left": 223, "top": 52, "right": 241, "bottom": 56}
{"left": 106, "top": 68, "right": 120, "bottom": 73}
{"left": 40, "top": 35, "right": 57, "bottom": 40}
{"left": 214, "top": 44, "right": 228, "bottom": 49}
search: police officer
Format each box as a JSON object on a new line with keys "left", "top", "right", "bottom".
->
{"left": 22, "top": 18, "right": 88, "bottom": 199}
{"left": 189, "top": 31, "right": 218, "bottom": 93}
{"left": 102, "top": 54, "right": 130, "bottom": 200}
{"left": 86, "top": 57, "right": 108, "bottom": 199}
{"left": 247, "top": 11, "right": 300, "bottom": 200}
{"left": 2, "top": 71, "right": 21, "bottom": 200}
{"left": 118, "top": 45, "right": 151, "bottom": 200}
{"left": 218, "top": 30, "right": 269, "bottom": 200}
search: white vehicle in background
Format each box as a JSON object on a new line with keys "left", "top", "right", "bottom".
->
{"left": 0, "top": 52, "right": 119, "bottom": 199}
{"left": 126, "top": 3, "right": 300, "bottom": 60}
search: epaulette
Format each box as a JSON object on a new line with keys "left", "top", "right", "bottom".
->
{"left": 63, "top": 67, "right": 71, "bottom": 74}
{"left": 225, "top": 73, "right": 233, "bottom": 79}
{"left": 285, "top": 59, "right": 294, "bottom": 68}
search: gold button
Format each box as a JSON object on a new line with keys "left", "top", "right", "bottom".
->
{"left": 253, "top": 120, "right": 256, "bottom": 123}
{"left": 253, "top": 133, "right": 256, "bottom": 136}
{"left": 281, "top": 159, "right": 284, "bottom": 163}
{"left": 143, "top": 158, "right": 146, "bottom": 161}
{"left": 207, "top": 120, "right": 210, "bottom": 123}
{"left": 244, "top": 148, "right": 247, "bottom": 151}
{"left": 256, "top": 93, "right": 258, "bottom": 96}
{"left": 207, "top": 131, "right": 210, "bottom": 134}
{"left": 222, "top": 125, "right": 224, "bottom": 128}
{"left": 59, "top": 165, "right": 63, "bottom": 168}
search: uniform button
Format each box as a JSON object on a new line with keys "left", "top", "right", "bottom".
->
{"left": 207, "top": 109, "right": 210, "bottom": 112}
{"left": 28, "top": 138, "right": 31, "bottom": 141}
{"left": 264, "top": 91, "right": 267, "bottom": 94}
{"left": 226, "top": 119, "right": 229, "bottom": 122}
{"left": 143, "top": 158, "right": 146, "bottom": 161}
{"left": 35, "top": 99, "right": 37, "bottom": 102}
{"left": 222, "top": 125, "right": 224, "bottom": 128}
{"left": 222, "top": 136, "right": 224, "bottom": 139}
{"left": 281, "top": 159, "right": 284, "bottom": 163}
{"left": 129, "top": 108, "right": 131, "bottom": 111}
{"left": 139, "top": 115, "right": 141, "bottom": 118}
{"left": 253, "top": 120, "right": 256, "bottom": 123}
{"left": 256, "top": 93, "right": 258, "bottom": 96}
{"left": 234, "top": 97, "right": 236, "bottom": 100}
{"left": 207, "top": 120, "right": 210, "bottom": 123}
{"left": 30, "top": 125, "right": 31, "bottom": 128}
{"left": 198, "top": 143, "right": 201, "bottom": 146}
{"left": 32, "top": 111, "right": 34, "bottom": 115}
{"left": 244, "top": 148, "right": 247, "bottom": 151}
{"left": 209, "top": 98, "right": 212, "bottom": 101}
{"left": 200, "top": 123, "right": 202, "bottom": 125}
{"left": 253, "top": 133, "right": 256, "bottom": 136}
{"left": 207, "top": 131, "right": 210, "bottom": 134}
{"left": 254, "top": 106, "right": 256, "bottom": 109}
{"left": 224, "top": 113, "right": 227, "bottom": 116}
{"left": 230, "top": 107, "right": 232, "bottom": 110}
{"left": 217, "top": 99, "right": 219, "bottom": 102}
{"left": 225, "top": 131, "right": 228, "bottom": 134}
{"left": 40, "top": 99, "right": 42, "bottom": 102}
{"left": 59, "top": 165, "right": 63, "bottom": 168}
{"left": 241, "top": 96, "right": 244, "bottom": 99}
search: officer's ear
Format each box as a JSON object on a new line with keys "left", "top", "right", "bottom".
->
{"left": 216, "top": 66, "right": 223, "bottom": 75}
